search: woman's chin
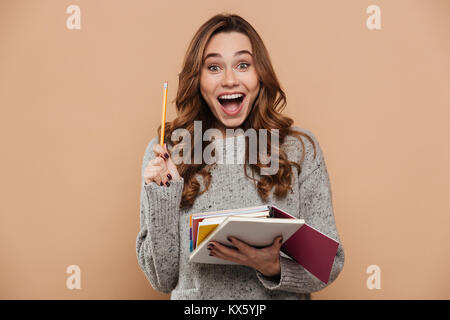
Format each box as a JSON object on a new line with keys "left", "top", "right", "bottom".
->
{"left": 220, "top": 108, "right": 249, "bottom": 129}
{"left": 220, "top": 118, "right": 245, "bottom": 130}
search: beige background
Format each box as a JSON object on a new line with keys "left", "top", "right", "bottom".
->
{"left": 1, "top": 0, "right": 449, "bottom": 299}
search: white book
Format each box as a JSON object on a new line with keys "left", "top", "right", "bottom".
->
{"left": 190, "top": 205, "right": 271, "bottom": 251}
{"left": 189, "top": 216, "right": 305, "bottom": 264}
{"left": 199, "top": 211, "right": 269, "bottom": 226}
{"left": 196, "top": 212, "right": 269, "bottom": 247}
{"left": 190, "top": 205, "right": 270, "bottom": 221}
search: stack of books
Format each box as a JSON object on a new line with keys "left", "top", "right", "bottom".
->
{"left": 188, "top": 205, "right": 340, "bottom": 284}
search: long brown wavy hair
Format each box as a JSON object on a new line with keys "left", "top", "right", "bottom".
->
{"left": 158, "top": 13, "right": 316, "bottom": 209}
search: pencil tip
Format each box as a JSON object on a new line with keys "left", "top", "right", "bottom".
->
{"left": 164, "top": 81, "right": 168, "bottom": 89}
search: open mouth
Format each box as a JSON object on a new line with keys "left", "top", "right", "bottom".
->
{"left": 217, "top": 94, "right": 246, "bottom": 114}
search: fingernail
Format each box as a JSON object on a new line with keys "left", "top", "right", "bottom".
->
{"left": 207, "top": 245, "right": 212, "bottom": 250}
{"left": 167, "top": 174, "right": 172, "bottom": 180}
{"left": 164, "top": 153, "right": 169, "bottom": 159}
{"left": 279, "top": 237, "right": 283, "bottom": 244}
{"left": 165, "top": 181, "right": 170, "bottom": 187}
{"left": 160, "top": 182, "right": 163, "bottom": 186}
{"left": 227, "top": 237, "right": 232, "bottom": 242}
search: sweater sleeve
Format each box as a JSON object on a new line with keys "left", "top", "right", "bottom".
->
{"left": 256, "top": 137, "right": 345, "bottom": 293}
{"left": 135, "top": 137, "right": 185, "bottom": 293}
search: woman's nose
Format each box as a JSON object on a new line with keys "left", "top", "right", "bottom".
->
{"left": 221, "top": 69, "right": 239, "bottom": 86}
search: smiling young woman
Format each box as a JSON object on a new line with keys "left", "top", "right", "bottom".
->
{"left": 136, "top": 13, "right": 345, "bottom": 300}
{"left": 161, "top": 14, "right": 320, "bottom": 208}
{"left": 200, "top": 32, "right": 260, "bottom": 131}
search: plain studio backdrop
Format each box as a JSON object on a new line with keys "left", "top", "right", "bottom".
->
{"left": 0, "top": 0, "right": 449, "bottom": 299}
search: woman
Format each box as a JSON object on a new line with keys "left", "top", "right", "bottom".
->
{"left": 136, "top": 13, "right": 345, "bottom": 300}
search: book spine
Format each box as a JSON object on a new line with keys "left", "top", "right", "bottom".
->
{"left": 189, "top": 215, "right": 193, "bottom": 252}
{"left": 189, "top": 228, "right": 193, "bottom": 252}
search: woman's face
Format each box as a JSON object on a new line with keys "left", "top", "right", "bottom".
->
{"left": 200, "top": 31, "right": 260, "bottom": 135}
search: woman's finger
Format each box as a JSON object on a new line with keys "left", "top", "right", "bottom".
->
{"left": 144, "top": 166, "right": 163, "bottom": 186}
{"left": 144, "top": 158, "right": 167, "bottom": 186}
{"left": 228, "top": 237, "right": 254, "bottom": 257}
{"left": 208, "top": 241, "right": 245, "bottom": 263}
{"left": 147, "top": 156, "right": 167, "bottom": 171}
{"left": 209, "top": 247, "right": 232, "bottom": 262}
{"left": 153, "top": 143, "right": 170, "bottom": 160}
{"left": 162, "top": 144, "right": 182, "bottom": 181}
{"left": 153, "top": 157, "right": 170, "bottom": 186}
{"left": 159, "top": 168, "right": 171, "bottom": 186}
{"left": 271, "top": 236, "right": 283, "bottom": 250}
{"left": 209, "top": 246, "right": 241, "bottom": 264}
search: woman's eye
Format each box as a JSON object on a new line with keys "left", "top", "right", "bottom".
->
{"left": 208, "top": 65, "right": 220, "bottom": 72}
{"left": 238, "top": 63, "right": 250, "bottom": 70}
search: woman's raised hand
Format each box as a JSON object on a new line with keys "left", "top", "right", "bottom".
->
{"left": 143, "top": 143, "right": 182, "bottom": 186}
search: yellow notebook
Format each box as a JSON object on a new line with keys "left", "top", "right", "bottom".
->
{"left": 196, "top": 223, "right": 219, "bottom": 247}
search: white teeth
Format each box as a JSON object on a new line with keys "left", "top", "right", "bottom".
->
{"left": 218, "top": 93, "right": 244, "bottom": 100}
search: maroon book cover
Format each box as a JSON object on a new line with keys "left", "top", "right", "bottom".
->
{"left": 271, "top": 205, "right": 340, "bottom": 284}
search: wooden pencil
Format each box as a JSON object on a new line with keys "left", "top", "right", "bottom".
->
{"left": 160, "top": 81, "right": 168, "bottom": 146}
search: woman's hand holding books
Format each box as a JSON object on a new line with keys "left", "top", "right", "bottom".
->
{"left": 207, "top": 235, "right": 283, "bottom": 277}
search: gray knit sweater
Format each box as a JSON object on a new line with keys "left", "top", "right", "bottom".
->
{"left": 136, "top": 126, "right": 345, "bottom": 300}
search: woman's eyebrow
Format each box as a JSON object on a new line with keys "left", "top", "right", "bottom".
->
{"left": 203, "top": 50, "right": 253, "bottom": 63}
